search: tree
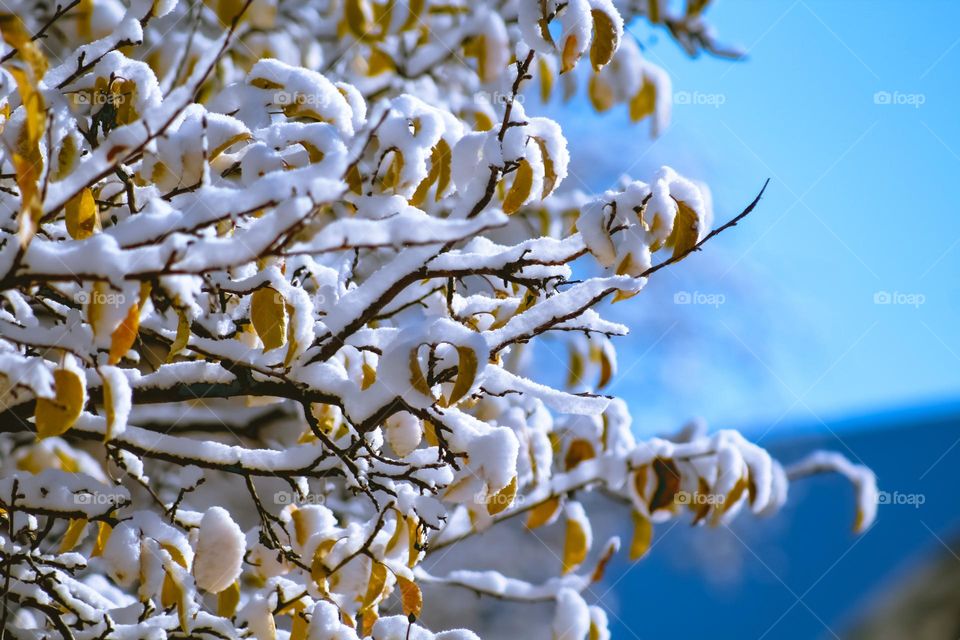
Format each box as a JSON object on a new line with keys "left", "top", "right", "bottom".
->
{"left": 0, "top": 1, "right": 877, "bottom": 638}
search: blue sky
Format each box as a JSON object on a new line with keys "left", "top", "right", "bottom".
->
{"left": 542, "top": 0, "right": 960, "bottom": 437}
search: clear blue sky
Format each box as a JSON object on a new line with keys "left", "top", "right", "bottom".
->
{"left": 542, "top": 0, "right": 960, "bottom": 437}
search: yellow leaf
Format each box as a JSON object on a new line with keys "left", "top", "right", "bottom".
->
{"left": 251, "top": 287, "right": 288, "bottom": 351}
{"left": 290, "top": 613, "right": 309, "bottom": 640}
{"left": 562, "top": 516, "right": 588, "bottom": 574}
{"left": 408, "top": 346, "right": 433, "bottom": 397}
{"left": 108, "top": 300, "right": 140, "bottom": 364}
{"left": 561, "top": 34, "right": 580, "bottom": 74}
{"left": 35, "top": 368, "right": 85, "bottom": 439}
{"left": 167, "top": 309, "right": 191, "bottom": 362}
{"left": 310, "top": 538, "right": 338, "bottom": 588}
{"left": 346, "top": 163, "right": 364, "bottom": 194}
{"left": 361, "top": 361, "right": 377, "bottom": 390}
{"left": 54, "top": 134, "right": 79, "bottom": 182}
{"left": 213, "top": 0, "right": 246, "bottom": 25}
{"left": 367, "top": 46, "right": 395, "bottom": 75}
{"left": 59, "top": 518, "right": 88, "bottom": 553}
{"left": 444, "top": 346, "right": 478, "bottom": 407}
{"left": 473, "top": 110, "right": 495, "bottom": 132}
{"left": 629, "top": 511, "right": 653, "bottom": 560}
{"left": 665, "top": 200, "right": 700, "bottom": 260}
{"left": 433, "top": 139, "right": 452, "bottom": 201}
{"left": 216, "top": 580, "right": 240, "bottom": 617}
{"left": 589, "top": 9, "right": 619, "bottom": 71}
{"left": 361, "top": 561, "right": 388, "bottom": 609}
{"left": 629, "top": 78, "right": 656, "bottom": 122}
{"left": 397, "top": 576, "right": 423, "bottom": 619}
{"left": 648, "top": 0, "right": 662, "bottom": 23}
{"left": 407, "top": 515, "right": 422, "bottom": 568}
{"left": 564, "top": 439, "right": 596, "bottom": 471}
{"left": 502, "top": 159, "right": 534, "bottom": 214}
{"left": 400, "top": 0, "right": 424, "bottom": 31}
{"left": 588, "top": 74, "right": 614, "bottom": 112}
{"left": 486, "top": 475, "right": 517, "bottom": 516}
{"left": 591, "top": 538, "right": 618, "bottom": 582}
{"left": 344, "top": 0, "right": 371, "bottom": 37}
{"left": 91, "top": 521, "right": 112, "bottom": 557}
{"left": 526, "top": 495, "right": 561, "bottom": 529}
{"left": 533, "top": 137, "right": 557, "bottom": 199}
{"left": 539, "top": 56, "right": 554, "bottom": 103}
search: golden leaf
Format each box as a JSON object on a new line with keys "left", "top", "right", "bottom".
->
{"left": 629, "top": 78, "right": 657, "bottom": 122}
{"left": 526, "top": 495, "right": 561, "bottom": 529}
{"left": 539, "top": 56, "right": 554, "bottom": 103}
{"left": 486, "top": 475, "right": 517, "bottom": 516}
{"left": 649, "top": 457, "right": 681, "bottom": 512}
{"left": 588, "top": 74, "right": 615, "bottom": 112}
{"left": 108, "top": 300, "right": 140, "bottom": 364}
{"left": 562, "top": 516, "right": 589, "bottom": 574}
{"left": 533, "top": 137, "right": 557, "bottom": 199}
{"left": 91, "top": 521, "right": 112, "bottom": 557}
{"left": 397, "top": 575, "right": 423, "bottom": 619}
{"left": 564, "top": 439, "right": 596, "bottom": 471}
{"left": 665, "top": 200, "right": 700, "bottom": 260}
{"left": 629, "top": 511, "right": 653, "bottom": 560}
{"left": 311, "top": 538, "right": 338, "bottom": 588}
{"left": 361, "top": 361, "right": 377, "bottom": 390}
{"left": 251, "top": 287, "right": 287, "bottom": 351}
{"left": 560, "top": 34, "right": 580, "bottom": 74}
{"left": 408, "top": 346, "right": 433, "bottom": 397}
{"left": 589, "top": 9, "right": 619, "bottom": 71}
{"left": 59, "top": 518, "right": 88, "bottom": 553}
{"left": 344, "top": 0, "right": 371, "bottom": 37}
{"left": 35, "top": 368, "right": 85, "bottom": 439}
{"left": 502, "top": 159, "right": 534, "bottom": 214}
{"left": 167, "top": 309, "right": 191, "bottom": 362}
{"left": 367, "top": 46, "right": 395, "bottom": 75}
{"left": 361, "top": 561, "right": 388, "bottom": 609}
{"left": 444, "top": 346, "right": 478, "bottom": 407}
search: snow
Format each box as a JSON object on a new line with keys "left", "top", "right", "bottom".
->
{"left": 193, "top": 506, "right": 245, "bottom": 593}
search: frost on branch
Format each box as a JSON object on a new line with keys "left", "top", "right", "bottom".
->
{"left": 0, "top": 1, "right": 873, "bottom": 639}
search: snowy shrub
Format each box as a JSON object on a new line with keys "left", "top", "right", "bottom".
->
{"left": 0, "top": 1, "right": 876, "bottom": 638}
